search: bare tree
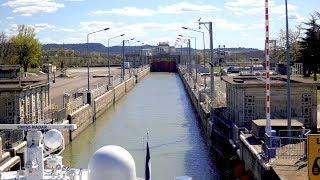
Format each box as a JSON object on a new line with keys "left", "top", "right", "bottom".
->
{"left": 274, "top": 26, "right": 302, "bottom": 64}
{"left": 0, "top": 32, "right": 15, "bottom": 64}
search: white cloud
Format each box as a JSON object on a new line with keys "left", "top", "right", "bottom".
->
{"left": 54, "top": 28, "right": 75, "bottom": 32}
{"left": 6, "top": 16, "right": 14, "bottom": 20}
{"left": 224, "top": 0, "right": 298, "bottom": 16}
{"left": 89, "top": 2, "right": 220, "bottom": 17}
{"left": 6, "top": 23, "right": 55, "bottom": 35}
{"left": 33, "top": 23, "right": 56, "bottom": 32}
{"left": 78, "top": 20, "right": 184, "bottom": 38}
{"left": 193, "top": 17, "right": 248, "bottom": 31}
{"left": 40, "top": 20, "right": 190, "bottom": 45}
{"left": 91, "top": 7, "right": 154, "bottom": 17}
{"left": 2, "top": 0, "right": 64, "bottom": 16}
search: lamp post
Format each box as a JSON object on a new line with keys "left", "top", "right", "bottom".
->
{"left": 218, "top": 45, "right": 225, "bottom": 77}
{"left": 177, "top": 37, "right": 190, "bottom": 76}
{"left": 121, "top": 38, "right": 134, "bottom": 80}
{"left": 108, "top": 34, "right": 125, "bottom": 77}
{"left": 140, "top": 42, "right": 144, "bottom": 70}
{"left": 86, "top": 28, "right": 109, "bottom": 104}
{"left": 129, "top": 40, "right": 140, "bottom": 75}
{"left": 199, "top": 21, "right": 214, "bottom": 107}
{"left": 182, "top": 27, "right": 206, "bottom": 66}
{"left": 179, "top": 34, "right": 197, "bottom": 88}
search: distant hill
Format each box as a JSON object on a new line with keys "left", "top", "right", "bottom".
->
{"left": 42, "top": 43, "right": 156, "bottom": 55}
{"left": 42, "top": 43, "right": 263, "bottom": 58}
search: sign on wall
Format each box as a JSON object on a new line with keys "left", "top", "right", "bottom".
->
{"left": 308, "top": 134, "right": 320, "bottom": 179}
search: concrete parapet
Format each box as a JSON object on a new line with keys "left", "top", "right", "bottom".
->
{"left": 114, "top": 81, "right": 126, "bottom": 102}
{"left": 93, "top": 90, "right": 114, "bottom": 119}
{"left": 125, "top": 77, "right": 135, "bottom": 92}
{"left": 136, "top": 67, "right": 150, "bottom": 82}
{"left": 68, "top": 104, "right": 93, "bottom": 140}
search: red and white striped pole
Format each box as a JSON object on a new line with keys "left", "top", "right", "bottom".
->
{"left": 265, "top": 0, "right": 271, "bottom": 136}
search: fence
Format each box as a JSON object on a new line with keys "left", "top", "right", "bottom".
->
{"left": 92, "top": 84, "right": 109, "bottom": 100}
{"left": 43, "top": 105, "right": 67, "bottom": 124}
{"left": 265, "top": 137, "right": 307, "bottom": 163}
{"left": 68, "top": 96, "right": 85, "bottom": 114}
{"left": 263, "top": 129, "right": 311, "bottom": 164}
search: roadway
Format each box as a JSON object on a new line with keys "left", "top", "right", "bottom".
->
{"left": 50, "top": 67, "right": 123, "bottom": 106}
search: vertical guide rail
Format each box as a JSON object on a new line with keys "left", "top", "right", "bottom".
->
{"left": 265, "top": 0, "right": 271, "bottom": 136}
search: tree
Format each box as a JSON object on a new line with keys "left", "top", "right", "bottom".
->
{"left": 10, "top": 25, "right": 42, "bottom": 72}
{"left": 298, "top": 13, "right": 320, "bottom": 80}
{"left": 0, "top": 32, "right": 15, "bottom": 64}
{"left": 273, "top": 26, "right": 302, "bottom": 64}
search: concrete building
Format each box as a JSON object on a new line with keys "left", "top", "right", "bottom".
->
{"left": 0, "top": 66, "right": 50, "bottom": 147}
{"left": 223, "top": 75, "right": 318, "bottom": 130}
{"left": 152, "top": 42, "right": 176, "bottom": 55}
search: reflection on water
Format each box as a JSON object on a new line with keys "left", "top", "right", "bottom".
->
{"left": 62, "top": 73, "right": 221, "bottom": 179}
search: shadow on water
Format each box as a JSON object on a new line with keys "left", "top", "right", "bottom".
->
{"left": 62, "top": 72, "right": 221, "bottom": 179}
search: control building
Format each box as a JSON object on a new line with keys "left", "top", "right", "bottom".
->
{"left": 222, "top": 75, "right": 318, "bottom": 130}
{"left": 0, "top": 66, "right": 50, "bottom": 147}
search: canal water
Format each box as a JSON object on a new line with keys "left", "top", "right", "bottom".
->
{"left": 62, "top": 73, "right": 221, "bottom": 179}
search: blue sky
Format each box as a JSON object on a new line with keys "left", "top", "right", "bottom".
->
{"left": 0, "top": 0, "right": 319, "bottom": 49}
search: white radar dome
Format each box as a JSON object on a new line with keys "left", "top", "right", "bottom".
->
{"left": 88, "top": 145, "right": 136, "bottom": 180}
{"left": 43, "top": 129, "right": 63, "bottom": 150}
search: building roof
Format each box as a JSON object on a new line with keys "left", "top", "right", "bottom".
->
{"left": 0, "top": 77, "right": 48, "bottom": 91}
{"left": 222, "top": 75, "right": 319, "bottom": 87}
{"left": 253, "top": 119, "right": 303, "bottom": 127}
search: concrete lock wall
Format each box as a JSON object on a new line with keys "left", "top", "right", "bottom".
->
{"left": 178, "top": 67, "right": 212, "bottom": 146}
{"left": 125, "top": 77, "right": 135, "bottom": 92}
{"left": 114, "top": 81, "right": 126, "bottom": 102}
{"left": 93, "top": 90, "right": 114, "bottom": 119}
{"left": 136, "top": 68, "right": 149, "bottom": 82}
{"left": 64, "top": 67, "right": 150, "bottom": 144}
{"left": 68, "top": 104, "right": 93, "bottom": 140}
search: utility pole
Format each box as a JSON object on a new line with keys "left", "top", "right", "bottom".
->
{"left": 107, "top": 40, "right": 111, "bottom": 77}
{"left": 122, "top": 40, "right": 125, "bottom": 81}
{"left": 199, "top": 21, "right": 214, "bottom": 106}
{"left": 285, "top": 0, "right": 292, "bottom": 134}
{"left": 188, "top": 39, "right": 191, "bottom": 81}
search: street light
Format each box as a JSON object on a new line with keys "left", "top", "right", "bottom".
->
{"left": 177, "top": 37, "right": 191, "bottom": 80}
{"left": 86, "top": 27, "right": 109, "bottom": 103}
{"left": 108, "top": 34, "right": 125, "bottom": 85}
{"left": 218, "top": 45, "right": 225, "bottom": 76}
{"left": 179, "top": 34, "right": 198, "bottom": 88}
{"left": 121, "top": 38, "right": 134, "bottom": 80}
{"left": 182, "top": 27, "right": 206, "bottom": 66}
{"left": 139, "top": 42, "right": 145, "bottom": 69}
{"left": 177, "top": 38, "right": 189, "bottom": 69}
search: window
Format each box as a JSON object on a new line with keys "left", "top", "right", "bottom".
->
{"left": 244, "top": 95, "right": 255, "bottom": 123}
{"left": 301, "top": 94, "right": 312, "bottom": 128}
